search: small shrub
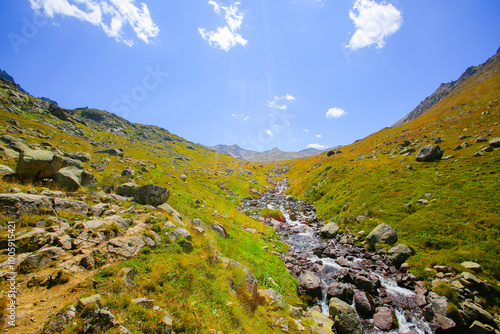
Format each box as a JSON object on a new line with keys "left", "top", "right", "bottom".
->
{"left": 433, "top": 282, "right": 458, "bottom": 303}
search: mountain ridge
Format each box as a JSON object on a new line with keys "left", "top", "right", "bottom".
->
{"left": 208, "top": 144, "right": 329, "bottom": 162}
{"left": 393, "top": 47, "right": 500, "bottom": 127}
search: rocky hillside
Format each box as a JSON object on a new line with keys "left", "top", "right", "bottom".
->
{"left": 285, "top": 47, "right": 500, "bottom": 331}
{"left": 208, "top": 144, "right": 261, "bottom": 160}
{"left": 393, "top": 47, "right": 500, "bottom": 127}
{"left": 0, "top": 76, "right": 333, "bottom": 333}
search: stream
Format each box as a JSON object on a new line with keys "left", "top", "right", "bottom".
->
{"left": 240, "top": 179, "right": 433, "bottom": 334}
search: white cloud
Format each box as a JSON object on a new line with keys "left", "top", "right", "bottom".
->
{"left": 29, "top": 0, "right": 159, "bottom": 46}
{"left": 307, "top": 143, "right": 326, "bottom": 149}
{"left": 326, "top": 107, "right": 347, "bottom": 119}
{"left": 199, "top": 1, "right": 247, "bottom": 51}
{"left": 266, "top": 129, "right": 273, "bottom": 136}
{"left": 267, "top": 94, "right": 296, "bottom": 110}
{"left": 232, "top": 113, "right": 250, "bottom": 121}
{"left": 347, "top": 0, "right": 402, "bottom": 50}
{"left": 302, "top": 129, "right": 309, "bottom": 133}
{"left": 316, "top": 134, "right": 322, "bottom": 138}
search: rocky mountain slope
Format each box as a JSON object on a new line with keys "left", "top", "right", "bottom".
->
{"left": 286, "top": 47, "right": 500, "bottom": 332}
{"left": 209, "top": 144, "right": 326, "bottom": 162}
{"left": 393, "top": 47, "right": 500, "bottom": 127}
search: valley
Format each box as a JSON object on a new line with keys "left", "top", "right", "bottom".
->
{"left": 0, "top": 49, "right": 498, "bottom": 334}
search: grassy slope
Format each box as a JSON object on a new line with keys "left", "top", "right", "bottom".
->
{"left": 286, "top": 52, "right": 500, "bottom": 284}
{"left": 0, "top": 79, "right": 302, "bottom": 333}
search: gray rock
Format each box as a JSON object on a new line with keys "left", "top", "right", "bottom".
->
{"left": 0, "top": 164, "right": 15, "bottom": 175}
{"left": 354, "top": 290, "right": 375, "bottom": 317}
{"left": 131, "top": 297, "right": 155, "bottom": 309}
{"left": 107, "top": 232, "right": 157, "bottom": 259}
{"left": 489, "top": 137, "right": 500, "bottom": 148}
{"left": 54, "top": 198, "right": 88, "bottom": 216}
{"left": 168, "top": 227, "right": 192, "bottom": 242}
{"left": 95, "top": 148, "right": 124, "bottom": 157}
{"left": 434, "top": 314, "right": 457, "bottom": 333}
{"left": 116, "top": 183, "right": 138, "bottom": 197}
{"left": 192, "top": 218, "right": 207, "bottom": 229}
{"left": 257, "top": 288, "right": 286, "bottom": 309}
{"left": 327, "top": 283, "right": 349, "bottom": 302}
{"left": 387, "top": 244, "right": 414, "bottom": 267}
{"left": 461, "top": 261, "right": 482, "bottom": 272}
{"left": 211, "top": 222, "right": 229, "bottom": 238}
{"left": 0, "top": 193, "right": 54, "bottom": 217}
{"left": 329, "top": 298, "right": 363, "bottom": 334}
{"left": 299, "top": 271, "right": 322, "bottom": 299}
{"left": 41, "top": 306, "right": 77, "bottom": 333}
{"left": 52, "top": 166, "right": 81, "bottom": 191}
{"left": 134, "top": 184, "right": 170, "bottom": 206}
{"left": 366, "top": 223, "right": 398, "bottom": 247}
{"left": 475, "top": 136, "right": 488, "bottom": 143}
{"left": 65, "top": 152, "right": 91, "bottom": 162}
{"left": 180, "top": 174, "right": 187, "bottom": 182}
{"left": 16, "top": 149, "right": 54, "bottom": 178}
{"left": 157, "top": 203, "right": 184, "bottom": 226}
{"left": 320, "top": 222, "right": 340, "bottom": 239}
{"left": 461, "top": 301, "right": 494, "bottom": 325}
{"left": 416, "top": 145, "right": 443, "bottom": 162}
{"left": 373, "top": 307, "right": 398, "bottom": 331}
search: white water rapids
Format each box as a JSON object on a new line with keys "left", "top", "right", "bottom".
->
{"left": 266, "top": 180, "right": 433, "bottom": 334}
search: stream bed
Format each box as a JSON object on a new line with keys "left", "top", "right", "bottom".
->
{"left": 240, "top": 179, "right": 433, "bottom": 334}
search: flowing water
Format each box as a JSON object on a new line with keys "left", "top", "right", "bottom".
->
{"left": 243, "top": 179, "right": 433, "bottom": 334}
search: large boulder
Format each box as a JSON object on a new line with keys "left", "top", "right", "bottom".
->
{"left": 366, "top": 223, "right": 398, "bottom": 247}
{"left": 320, "top": 222, "right": 340, "bottom": 239}
{"left": 116, "top": 183, "right": 138, "bottom": 197}
{"left": 0, "top": 193, "right": 54, "bottom": 217}
{"left": 354, "top": 290, "right": 375, "bottom": 317}
{"left": 65, "top": 152, "right": 91, "bottom": 162}
{"left": 299, "top": 271, "right": 322, "bottom": 300}
{"left": 329, "top": 298, "right": 363, "bottom": 334}
{"left": 416, "top": 145, "right": 443, "bottom": 162}
{"left": 134, "top": 184, "right": 170, "bottom": 206}
{"left": 54, "top": 198, "right": 88, "bottom": 216}
{"left": 373, "top": 307, "right": 398, "bottom": 331}
{"left": 52, "top": 167, "right": 82, "bottom": 191}
{"left": 489, "top": 137, "right": 500, "bottom": 148}
{"left": 95, "top": 148, "right": 124, "bottom": 157}
{"left": 157, "top": 203, "right": 184, "bottom": 226}
{"left": 52, "top": 167, "right": 96, "bottom": 191}
{"left": 387, "top": 244, "right": 414, "bottom": 267}
{"left": 16, "top": 149, "right": 54, "bottom": 178}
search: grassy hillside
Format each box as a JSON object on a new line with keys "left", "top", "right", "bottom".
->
{"left": 286, "top": 50, "right": 500, "bottom": 284}
{"left": 0, "top": 77, "right": 309, "bottom": 333}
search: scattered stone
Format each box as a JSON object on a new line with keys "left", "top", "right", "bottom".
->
{"left": 134, "top": 184, "right": 170, "bottom": 206}
{"left": 257, "top": 288, "right": 286, "bottom": 309}
{"left": 366, "top": 223, "right": 398, "bottom": 247}
{"left": 299, "top": 271, "right": 322, "bottom": 300}
{"left": 416, "top": 145, "right": 443, "bottom": 162}
{"left": 329, "top": 298, "right": 363, "bottom": 334}
{"left": 131, "top": 297, "right": 155, "bottom": 309}
{"left": 472, "top": 151, "right": 485, "bottom": 157}
{"left": 461, "top": 261, "right": 482, "bottom": 272}
{"left": 211, "top": 222, "right": 229, "bottom": 238}
{"left": 387, "top": 244, "right": 413, "bottom": 267}
{"left": 354, "top": 290, "right": 375, "bottom": 317}
{"left": 0, "top": 164, "right": 15, "bottom": 175}
{"left": 488, "top": 137, "right": 500, "bottom": 148}
{"left": 320, "top": 222, "right": 340, "bottom": 239}
{"left": 475, "top": 137, "right": 488, "bottom": 143}
{"left": 116, "top": 183, "right": 138, "bottom": 197}
{"left": 95, "top": 148, "right": 124, "bottom": 157}
{"left": 373, "top": 307, "right": 398, "bottom": 331}
{"left": 180, "top": 174, "right": 187, "bottom": 182}
{"left": 168, "top": 227, "right": 192, "bottom": 242}
{"left": 469, "top": 320, "right": 495, "bottom": 334}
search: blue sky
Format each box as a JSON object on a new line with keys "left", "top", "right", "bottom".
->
{"left": 0, "top": 0, "right": 499, "bottom": 152}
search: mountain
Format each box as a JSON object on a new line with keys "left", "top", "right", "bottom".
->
{"left": 0, "top": 68, "right": 28, "bottom": 94}
{"left": 209, "top": 144, "right": 327, "bottom": 162}
{"left": 393, "top": 47, "right": 500, "bottom": 127}
{"left": 208, "top": 144, "right": 260, "bottom": 160}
